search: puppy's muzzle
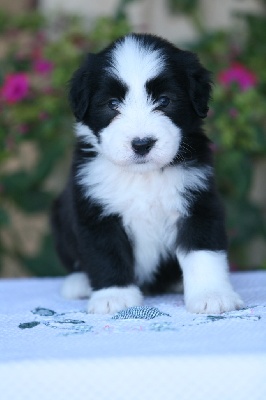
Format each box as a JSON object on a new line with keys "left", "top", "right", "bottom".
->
{"left": 131, "top": 137, "right": 157, "bottom": 156}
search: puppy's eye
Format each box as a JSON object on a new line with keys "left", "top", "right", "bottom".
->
{"left": 108, "top": 98, "right": 120, "bottom": 110}
{"left": 157, "top": 96, "right": 170, "bottom": 108}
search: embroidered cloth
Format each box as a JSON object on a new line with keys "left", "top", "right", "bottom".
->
{"left": 0, "top": 272, "right": 265, "bottom": 399}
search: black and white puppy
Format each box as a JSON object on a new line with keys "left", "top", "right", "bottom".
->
{"left": 51, "top": 33, "right": 244, "bottom": 314}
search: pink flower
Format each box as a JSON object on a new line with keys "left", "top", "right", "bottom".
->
{"left": 18, "top": 124, "right": 29, "bottom": 134}
{"left": 39, "top": 111, "right": 49, "bottom": 120}
{"left": 229, "top": 108, "right": 238, "bottom": 118}
{"left": 33, "top": 59, "right": 53, "bottom": 74}
{"left": 207, "top": 108, "right": 215, "bottom": 117}
{"left": 209, "top": 142, "right": 219, "bottom": 153}
{"left": 42, "top": 87, "right": 54, "bottom": 95}
{"left": 218, "top": 63, "right": 257, "bottom": 91}
{"left": 1, "top": 73, "right": 29, "bottom": 104}
{"left": 32, "top": 47, "right": 43, "bottom": 61}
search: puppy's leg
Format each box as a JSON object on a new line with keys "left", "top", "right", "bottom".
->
{"left": 51, "top": 194, "right": 77, "bottom": 272}
{"left": 61, "top": 272, "right": 92, "bottom": 299}
{"left": 176, "top": 192, "right": 244, "bottom": 314}
{"left": 76, "top": 213, "right": 143, "bottom": 314}
{"left": 87, "top": 285, "right": 143, "bottom": 314}
{"left": 177, "top": 250, "right": 243, "bottom": 314}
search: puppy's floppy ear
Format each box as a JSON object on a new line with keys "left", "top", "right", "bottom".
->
{"left": 69, "top": 54, "right": 95, "bottom": 121}
{"left": 183, "top": 51, "right": 212, "bottom": 118}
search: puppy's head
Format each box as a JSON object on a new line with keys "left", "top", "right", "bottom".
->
{"left": 70, "top": 34, "right": 211, "bottom": 172}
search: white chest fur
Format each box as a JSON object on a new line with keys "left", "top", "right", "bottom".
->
{"left": 78, "top": 156, "right": 210, "bottom": 284}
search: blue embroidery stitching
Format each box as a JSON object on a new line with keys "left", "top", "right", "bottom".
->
{"left": 112, "top": 306, "right": 171, "bottom": 320}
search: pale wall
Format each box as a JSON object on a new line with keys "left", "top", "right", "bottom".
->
{"left": 39, "top": 0, "right": 262, "bottom": 43}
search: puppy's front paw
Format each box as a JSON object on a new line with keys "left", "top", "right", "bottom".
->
{"left": 186, "top": 289, "right": 244, "bottom": 314}
{"left": 87, "top": 285, "right": 143, "bottom": 314}
{"left": 61, "top": 272, "right": 92, "bottom": 299}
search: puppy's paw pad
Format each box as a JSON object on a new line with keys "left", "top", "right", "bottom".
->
{"left": 87, "top": 286, "right": 143, "bottom": 314}
{"left": 61, "top": 272, "right": 91, "bottom": 299}
{"left": 186, "top": 290, "right": 244, "bottom": 314}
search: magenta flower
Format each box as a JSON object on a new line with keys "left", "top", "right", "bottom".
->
{"left": 39, "top": 111, "right": 49, "bottom": 120}
{"left": 218, "top": 63, "right": 257, "bottom": 91}
{"left": 209, "top": 142, "right": 219, "bottom": 153}
{"left": 33, "top": 59, "right": 53, "bottom": 74}
{"left": 229, "top": 108, "right": 239, "bottom": 118}
{"left": 18, "top": 124, "right": 29, "bottom": 134}
{"left": 1, "top": 73, "right": 29, "bottom": 104}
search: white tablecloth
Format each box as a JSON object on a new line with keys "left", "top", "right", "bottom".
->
{"left": 0, "top": 272, "right": 265, "bottom": 400}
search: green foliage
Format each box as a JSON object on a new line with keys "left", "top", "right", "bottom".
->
{"left": 0, "top": 10, "right": 45, "bottom": 33}
{"left": 0, "top": 10, "right": 130, "bottom": 276}
{"left": 89, "top": 16, "right": 131, "bottom": 51}
{"left": 186, "top": 4, "right": 266, "bottom": 268}
{"left": 0, "top": 2, "right": 265, "bottom": 275}
{"left": 22, "top": 235, "right": 66, "bottom": 277}
{"left": 167, "top": 0, "right": 199, "bottom": 14}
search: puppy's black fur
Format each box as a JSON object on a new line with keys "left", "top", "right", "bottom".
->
{"left": 51, "top": 34, "right": 227, "bottom": 294}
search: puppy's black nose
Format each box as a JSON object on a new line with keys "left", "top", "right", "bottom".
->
{"left": 131, "top": 137, "right": 157, "bottom": 156}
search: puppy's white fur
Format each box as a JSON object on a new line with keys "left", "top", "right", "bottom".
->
{"left": 87, "top": 285, "right": 143, "bottom": 314}
{"left": 84, "top": 37, "right": 180, "bottom": 172}
{"left": 100, "top": 111, "right": 181, "bottom": 172}
{"left": 61, "top": 272, "right": 92, "bottom": 299}
{"left": 78, "top": 126, "right": 211, "bottom": 285}
{"left": 110, "top": 36, "right": 164, "bottom": 88}
{"left": 177, "top": 250, "right": 244, "bottom": 313}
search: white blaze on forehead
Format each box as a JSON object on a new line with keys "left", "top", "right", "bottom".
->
{"left": 109, "top": 35, "right": 164, "bottom": 86}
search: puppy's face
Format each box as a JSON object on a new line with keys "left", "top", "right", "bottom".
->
{"left": 70, "top": 34, "right": 211, "bottom": 172}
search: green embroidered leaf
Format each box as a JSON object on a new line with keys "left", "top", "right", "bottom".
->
{"left": 19, "top": 321, "right": 40, "bottom": 329}
{"left": 31, "top": 307, "right": 56, "bottom": 316}
{"left": 207, "top": 315, "right": 226, "bottom": 322}
{"left": 54, "top": 319, "right": 85, "bottom": 324}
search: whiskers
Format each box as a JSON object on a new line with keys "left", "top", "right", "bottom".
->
{"left": 169, "top": 141, "right": 195, "bottom": 166}
{"left": 180, "top": 141, "right": 194, "bottom": 159}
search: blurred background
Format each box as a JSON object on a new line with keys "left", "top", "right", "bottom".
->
{"left": 0, "top": 0, "right": 265, "bottom": 278}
